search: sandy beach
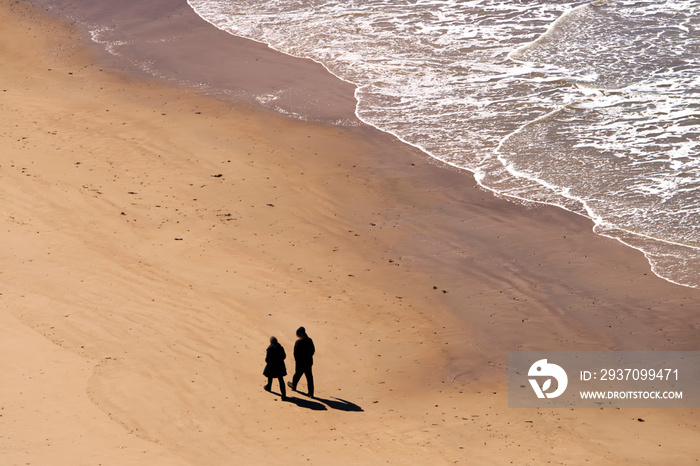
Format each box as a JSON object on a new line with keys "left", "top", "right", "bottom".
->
{"left": 1, "top": 1, "right": 699, "bottom": 464}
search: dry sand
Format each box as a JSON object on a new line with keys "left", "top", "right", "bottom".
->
{"left": 1, "top": 1, "right": 699, "bottom": 465}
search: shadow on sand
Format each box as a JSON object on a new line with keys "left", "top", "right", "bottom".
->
{"left": 314, "top": 396, "right": 364, "bottom": 412}
{"left": 284, "top": 395, "right": 328, "bottom": 410}
{"left": 268, "top": 390, "right": 363, "bottom": 412}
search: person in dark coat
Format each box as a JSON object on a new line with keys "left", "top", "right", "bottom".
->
{"left": 263, "top": 336, "right": 287, "bottom": 400}
{"left": 288, "top": 326, "right": 315, "bottom": 397}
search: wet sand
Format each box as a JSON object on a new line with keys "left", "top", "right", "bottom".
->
{"left": 1, "top": 0, "right": 699, "bottom": 464}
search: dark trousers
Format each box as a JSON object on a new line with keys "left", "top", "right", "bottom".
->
{"left": 292, "top": 365, "right": 314, "bottom": 396}
{"left": 266, "top": 377, "right": 286, "bottom": 397}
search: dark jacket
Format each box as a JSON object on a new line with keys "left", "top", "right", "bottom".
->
{"left": 263, "top": 341, "right": 287, "bottom": 378}
{"left": 293, "top": 335, "right": 315, "bottom": 368}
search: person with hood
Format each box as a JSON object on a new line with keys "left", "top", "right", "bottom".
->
{"left": 288, "top": 326, "right": 315, "bottom": 397}
{"left": 263, "top": 336, "right": 287, "bottom": 400}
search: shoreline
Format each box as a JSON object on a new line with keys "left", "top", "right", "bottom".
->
{"left": 184, "top": 0, "right": 700, "bottom": 291}
{"left": 37, "top": 0, "right": 695, "bottom": 290}
{"left": 3, "top": 0, "right": 699, "bottom": 464}
{"left": 28, "top": 0, "right": 360, "bottom": 123}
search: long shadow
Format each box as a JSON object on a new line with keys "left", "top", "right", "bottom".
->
{"left": 269, "top": 388, "right": 363, "bottom": 412}
{"left": 313, "top": 396, "right": 364, "bottom": 412}
{"left": 268, "top": 390, "right": 327, "bottom": 410}
{"left": 285, "top": 396, "right": 328, "bottom": 411}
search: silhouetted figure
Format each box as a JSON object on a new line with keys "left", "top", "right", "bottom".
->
{"left": 263, "top": 336, "right": 287, "bottom": 400}
{"left": 288, "top": 326, "right": 315, "bottom": 397}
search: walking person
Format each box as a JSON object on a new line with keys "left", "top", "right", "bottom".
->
{"left": 288, "top": 326, "right": 315, "bottom": 397}
{"left": 263, "top": 336, "right": 287, "bottom": 400}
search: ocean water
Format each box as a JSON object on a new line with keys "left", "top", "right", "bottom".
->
{"left": 187, "top": 0, "right": 700, "bottom": 288}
